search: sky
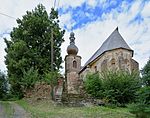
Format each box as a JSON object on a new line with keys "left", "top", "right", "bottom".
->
{"left": 0, "top": 0, "right": 150, "bottom": 73}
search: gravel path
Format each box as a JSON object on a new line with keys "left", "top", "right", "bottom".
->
{"left": 11, "top": 102, "right": 31, "bottom": 118}
{"left": 0, "top": 101, "right": 31, "bottom": 118}
{"left": 0, "top": 103, "right": 7, "bottom": 118}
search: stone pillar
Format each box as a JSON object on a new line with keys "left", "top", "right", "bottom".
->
{"left": 65, "top": 32, "right": 81, "bottom": 94}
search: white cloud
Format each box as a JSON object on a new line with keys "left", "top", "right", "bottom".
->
{"left": 0, "top": 0, "right": 54, "bottom": 71}
{"left": 87, "top": 0, "right": 98, "bottom": 7}
{"left": 141, "top": 1, "right": 150, "bottom": 18}
{"left": 59, "top": 0, "right": 85, "bottom": 9}
{"left": 0, "top": 0, "right": 150, "bottom": 73}
{"left": 0, "top": 34, "right": 8, "bottom": 72}
{"left": 59, "top": 12, "right": 75, "bottom": 30}
{"left": 60, "top": 0, "right": 150, "bottom": 71}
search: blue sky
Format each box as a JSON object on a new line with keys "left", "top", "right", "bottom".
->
{"left": 0, "top": 0, "right": 150, "bottom": 73}
{"left": 59, "top": 0, "right": 135, "bottom": 30}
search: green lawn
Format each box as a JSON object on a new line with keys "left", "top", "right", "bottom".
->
{"left": 0, "top": 101, "right": 14, "bottom": 117}
{"left": 17, "top": 100, "right": 135, "bottom": 118}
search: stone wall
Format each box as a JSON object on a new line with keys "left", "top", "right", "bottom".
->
{"left": 80, "top": 48, "right": 137, "bottom": 80}
{"left": 24, "top": 82, "right": 51, "bottom": 101}
{"left": 131, "top": 59, "right": 139, "bottom": 71}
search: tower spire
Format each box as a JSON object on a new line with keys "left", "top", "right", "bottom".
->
{"left": 67, "top": 32, "right": 78, "bottom": 55}
{"left": 69, "top": 32, "right": 75, "bottom": 44}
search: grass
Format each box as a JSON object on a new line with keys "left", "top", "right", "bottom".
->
{"left": 16, "top": 99, "right": 136, "bottom": 118}
{"left": 0, "top": 101, "right": 14, "bottom": 118}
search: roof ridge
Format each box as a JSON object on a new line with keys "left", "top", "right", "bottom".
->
{"left": 82, "top": 27, "right": 133, "bottom": 70}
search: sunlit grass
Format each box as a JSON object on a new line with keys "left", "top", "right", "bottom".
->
{"left": 0, "top": 101, "right": 14, "bottom": 117}
{"left": 17, "top": 99, "right": 135, "bottom": 118}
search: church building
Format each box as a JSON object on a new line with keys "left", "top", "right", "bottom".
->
{"left": 65, "top": 27, "right": 139, "bottom": 94}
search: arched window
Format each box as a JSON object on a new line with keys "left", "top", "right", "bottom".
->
{"left": 119, "top": 56, "right": 124, "bottom": 69}
{"left": 111, "top": 58, "right": 115, "bottom": 65}
{"left": 73, "top": 60, "right": 77, "bottom": 68}
{"left": 101, "top": 59, "right": 107, "bottom": 72}
{"left": 124, "top": 59, "right": 129, "bottom": 64}
{"left": 94, "top": 66, "right": 97, "bottom": 72}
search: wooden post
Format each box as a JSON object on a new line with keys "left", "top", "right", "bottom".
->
{"left": 51, "top": 28, "right": 54, "bottom": 71}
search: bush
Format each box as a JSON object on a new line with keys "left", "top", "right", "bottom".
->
{"left": 102, "top": 71, "right": 141, "bottom": 105}
{"left": 21, "top": 68, "right": 39, "bottom": 90}
{"left": 129, "top": 103, "right": 150, "bottom": 118}
{"left": 8, "top": 68, "right": 39, "bottom": 99}
{"left": 129, "top": 86, "right": 150, "bottom": 118}
{"left": 141, "top": 59, "right": 150, "bottom": 86}
{"left": 44, "top": 71, "right": 61, "bottom": 100}
{"left": 137, "top": 86, "right": 150, "bottom": 104}
{"left": 44, "top": 71, "right": 60, "bottom": 86}
{"left": 84, "top": 71, "right": 141, "bottom": 105}
{"left": 129, "top": 58, "right": 150, "bottom": 118}
{"left": 84, "top": 73, "right": 103, "bottom": 98}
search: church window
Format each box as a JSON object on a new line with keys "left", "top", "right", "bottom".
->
{"left": 101, "top": 59, "right": 107, "bottom": 72}
{"left": 73, "top": 60, "right": 77, "bottom": 68}
{"left": 124, "top": 59, "right": 129, "bottom": 64}
{"left": 119, "top": 56, "right": 127, "bottom": 70}
{"left": 111, "top": 58, "right": 115, "bottom": 65}
{"left": 94, "top": 66, "right": 97, "bottom": 72}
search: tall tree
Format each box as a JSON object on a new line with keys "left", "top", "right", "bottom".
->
{"left": 0, "top": 70, "right": 7, "bottom": 99}
{"left": 4, "top": 4, "right": 65, "bottom": 97}
{"left": 141, "top": 58, "right": 150, "bottom": 86}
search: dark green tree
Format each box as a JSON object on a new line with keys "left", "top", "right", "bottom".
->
{"left": 141, "top": 58, "right": 150, "bottom": 86}
{"left": 4, "top": 4, "right": 65, "bottom": 98}
{"left": 0, "top": 70, "right": 7, "bottom": 99}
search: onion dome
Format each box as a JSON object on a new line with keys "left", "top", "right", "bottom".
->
{"left": 67, "top": 32, "right": 78, "bottom": 55}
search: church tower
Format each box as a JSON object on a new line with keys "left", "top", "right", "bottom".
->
{"left": 65, "top": 32, "right": 81, "bottom": 94}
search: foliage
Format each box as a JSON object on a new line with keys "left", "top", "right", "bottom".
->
{"left": 21, "top": 68, "right": 39, "bottom": 90}
{"left": 141, "top": 58, "right": 150, "bottom": 86}
{"left": 129, "top": 86, "right": 150, "bottom": 118}
{"left": 129, "top": 103, "right": 150, "bottom": 118}
{"left": 44, "top": 71, "right": 61, "bottom": 100}
{"left": 136, "top": 86, "right": 150, "bottom": 104}
{"left": 84, "top": 71, "right": 141, "bottom": 105}
{"left": 84, "top": 73, "right": 103, "bottom": 98}
{"left": 7, "top": 68, "right": 39, "bottom": 99}
{"left": 129, "top": 59, "right": 150, "bottom": 118}
{"left": 102, "top": 71, "right": 141, "bottom": 105}
{"left": 0, "top": 70, "right": 7, "bottom": 99}
{"left": 44, "top": 71, "right": 60, "bottom": 86}
{"left": 4, "top": 4, "right": 65, "bottom": 98}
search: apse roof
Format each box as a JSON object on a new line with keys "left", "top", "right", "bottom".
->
{"left": 80, "top": 27, "right": 133, "bottom": 72}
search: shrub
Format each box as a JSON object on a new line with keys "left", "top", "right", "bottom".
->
{"left": 129, "top": 86, "right": 150, "bottom": 118}
{"left": 129, "top": 58, "right": 150, "bottom": 118}
{"left": 44, "top": 71, "right": 60, "bottom": 86}
{"left": 141, "top": 59, "right": 150, "bottom": 86}
{"left": 44, "top": 71, "right": 61, "bottom": 100}
{"left": 102, "top": 71, "right": 141, "bottom": 105}
{"left": 84, "top": 73, "right": 103, "bottom": 98}
{"left": 129, "top": 103, "right": 150, "bottom": 118}
{"left": 21, "top": 68, "right": 39, "bottom": 90}
{"left": 84, "top": 71, "right": 141, "bottom": 105}
{"left": 137, "top": 86, "right": 150, "bottom": 104}
{"left": 7, "top": 68, "right": 39, "bottom": 99}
